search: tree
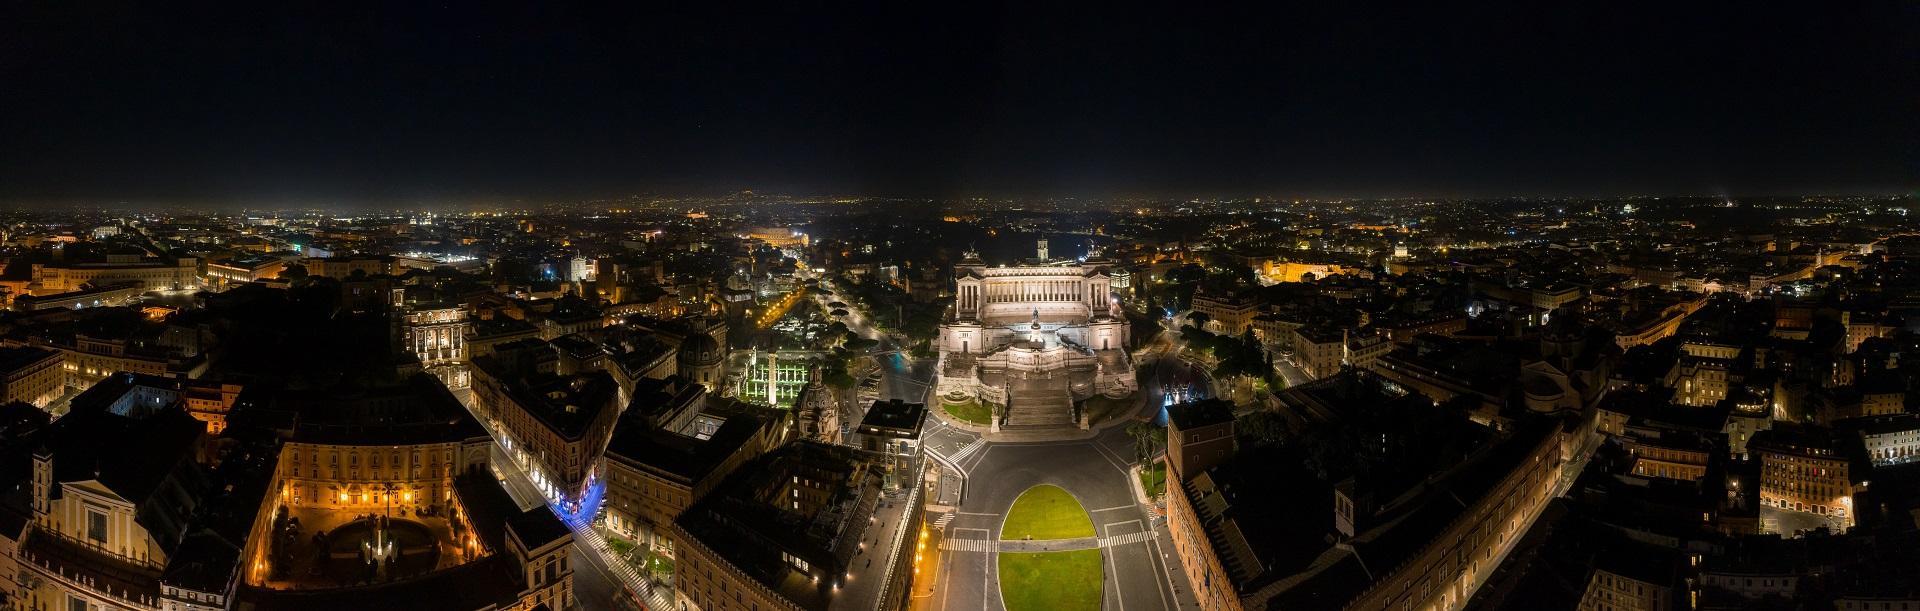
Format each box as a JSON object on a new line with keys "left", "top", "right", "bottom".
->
{"left": 824, "top": 321, "right": 850, "bottom": 339}
{"left": 1125, "top": 422, "right": 1154, "bottom": 462}
{"left": 1236, "top": 411, "right": 1288, "bottom": 449}
{"left": 843, "top": 335, "right": 879, "bottom": 352}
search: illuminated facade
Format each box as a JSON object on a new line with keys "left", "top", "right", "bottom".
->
{"left": 23, "top": 333, "right": 207, "bottom": 392}
{"left": 1625, "top": 435, "right": 1712, "bottom": 482}
{"left": 404, "top": 303, "right": 471, "bottom": 389}
{"left": 0, "top": 345, "right": 64, "bottom": 409}
{"left": 29, "top": 258, "right": 200, "bottom": 294}
{"left": 1291, "top": 326, "right": 1345, "bottom": 380}
{"left": 1859, "top": 414, "right": 1920, "bottom": 466}
{"left": 1191, "top": 291, "right": 1260, "bottom": 335}
{"left": 470, "top": 356, "right": 621, "bottom": 515}
{"left": 1753, "top": 424, "right": 1854, "bottom": 527}
{"left": 1576, "top": 563, "right": 1690, "bottom": 611}
{"left": 934, "top": 246, "right": 1134, "bottom": 416}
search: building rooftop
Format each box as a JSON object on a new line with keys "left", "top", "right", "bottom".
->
{"left": 0, "top": 345, "right": 58, "bottom": 374}
{"left": 606, "top": 400, "right": 782, "bottom": 484}
{"left": 857, "top": 400, "right": 925, "bottom": 439}
{"left": 233, "top": 374, "right": 488, "bottom": 447}
{"left": 40, "top": 379, "right": 210, "bottom": 559}
{"left": 675, "top": 441, "right": 891, "bottom": 611}
{"left": 1168, "top": 398, "right": 1234, "bottom": 430}
{"left": 511, "top": 371, "right": 619, "bottom": 440}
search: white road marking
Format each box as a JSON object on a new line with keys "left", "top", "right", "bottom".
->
{"left": 1088, "top": 441, "right": 1132, "bottom": 476}
{"left": 1103, "top": 522, "right": 1127, "bottom": 611}
{"left": 1148, "top": 533, "right": 1178, "bottom": 609}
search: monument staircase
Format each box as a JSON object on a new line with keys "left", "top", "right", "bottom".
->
{"left": 1002, "top": 380, "right": 1076, "bottom": 429}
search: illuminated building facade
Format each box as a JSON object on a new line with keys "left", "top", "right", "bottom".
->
{"left": 31, "top": 333, "right": 207, "bottom": 392}
{"left": 1290, "top": 326, "right": 1345, "bottom": 380}
{"left": 1858, "top": 414, "right": 1920, "bottom": 466}
{"left": 934, "top": 245, "right": 1134, "bottom": 416}
{"left": 258, "top": 375, "right": 493, "bottom": 518}
{"left": 0, "top": 345, "right": 64, "bottom": 408}
{"left": 29, "top": 257, "right": 200, "bottom": 294}
{"left": 1752, "top": 424, "right": 1855, "bottom": 527}
{"left": 404, "top": 303, "right": 471, "bottom": 389}
{"left": 1190, "top": 291, "right": 1260, "bottom": 335}
{"left": 470, "top": 354, "right": 621, "bottom": 515}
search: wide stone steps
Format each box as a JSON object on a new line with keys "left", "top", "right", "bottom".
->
{"left": 1004, "top": 388, "right": 1075, "bottom": 428}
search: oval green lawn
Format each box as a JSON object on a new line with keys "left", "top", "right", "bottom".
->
{"left": 998, "top": 549, "right": 1103, "bottom": 611}
{"left": 1001, "top": 484, "right": 1096, "bottom": 540}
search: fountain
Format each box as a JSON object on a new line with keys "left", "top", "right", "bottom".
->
{"left": 359, "top": 515, "right": 403, "bottom": 580}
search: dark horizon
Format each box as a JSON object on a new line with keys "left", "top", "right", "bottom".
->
{"left": 3, "top": 2, "right": 1914, "bottom": 205}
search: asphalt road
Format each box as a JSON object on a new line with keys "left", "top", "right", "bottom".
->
{"left": 930, "top": 425, "right": 1192, "bottom": 611}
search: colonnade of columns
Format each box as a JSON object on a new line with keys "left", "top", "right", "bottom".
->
{"left": 410, "top": 324, "right": 467, "bottom": 364}
{"left": 955, "top": 277, "right": 1109, "bottom": 315}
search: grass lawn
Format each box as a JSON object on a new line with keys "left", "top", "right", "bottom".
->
{"left": 941, "top": 398, "right": 992, "bottom": 425}
{"left": 1139, "top": 462, "right": 1166, "bottom": 498}
{"left": 998, "top": 550, "right": 1103, "bottom": 611}
{"left": 1001, "top": 485, "right": 1095, "bottom": 540}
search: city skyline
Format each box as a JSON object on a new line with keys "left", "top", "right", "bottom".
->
{"left": 2, "top": 4, "right": 1918, "bottom": 611}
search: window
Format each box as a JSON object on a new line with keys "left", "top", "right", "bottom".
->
{"left": 86, "top": 510, "right": 107, "bottom": 545}
{"left": 69, "top": 595, "right": 88, "bottom": 611}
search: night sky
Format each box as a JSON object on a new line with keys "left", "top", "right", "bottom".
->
{"left": 2, "top": 2, "right": 1914, "bottom": 205}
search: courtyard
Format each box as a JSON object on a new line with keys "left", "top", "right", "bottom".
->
{"left": 257, "top": 505, "right": 475, "bottom": 590}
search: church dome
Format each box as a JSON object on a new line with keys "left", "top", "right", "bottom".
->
{"left": 678, "top": 333, "right": 723, "bottom": 367}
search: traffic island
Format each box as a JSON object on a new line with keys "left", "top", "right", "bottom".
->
{"left": 997, "top": 485, "right": 1102, "bottom": 611}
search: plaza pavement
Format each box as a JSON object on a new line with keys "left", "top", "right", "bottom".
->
{"left": 926, "top": 426, "right": 1196, "bottom": 611}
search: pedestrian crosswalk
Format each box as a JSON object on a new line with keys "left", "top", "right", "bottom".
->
{"left": 945, "top": 438, "right": 987, "bottom": 464}
{"left": 1100, "top": 530, "right": 1155, "bottom": 547}
{"left": 573, "top": 524, "right": 675, "bottom": 610}
{"left": 933, "top": 512, "right": 955, "bottom": 531}
{"left": 942, "top": 538, "right": 998, "bottom": 552}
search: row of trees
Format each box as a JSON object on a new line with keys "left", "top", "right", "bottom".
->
{"left": 1179, "top": 324, "right": 1275, "bottom": 382}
